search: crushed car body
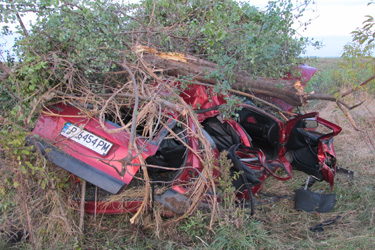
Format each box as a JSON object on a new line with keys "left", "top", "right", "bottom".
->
{"left": 29, "top": 66, "right": 342, "bottom": 214}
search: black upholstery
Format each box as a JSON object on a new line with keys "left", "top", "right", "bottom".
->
{"left": 237, "top": 108, "right": 279, "bottom": 159}
{"left": 145, "top": 127, "right": 187, "bottom": 170}
{"left": 202, "top": 117, "right": 241, "bottom": 152}
{"left": 287, "top": 120, "right": 324, "bottom": 180}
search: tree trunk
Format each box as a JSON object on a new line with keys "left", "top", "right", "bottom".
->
{"left": 141, "top": 54, "right": 304, "bottom": 106}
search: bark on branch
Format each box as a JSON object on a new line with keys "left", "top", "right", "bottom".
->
{"left": 137, "top": 47, "right": 375, "bottom": 110}
{"left": 0, "top": 62, "right": 12, "bottom": 81}
{"left": 141, "top": 53, "right": 304, "bottom": 106}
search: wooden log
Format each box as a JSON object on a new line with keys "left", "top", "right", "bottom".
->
{"left": 141, "top": 53, "right": 304, "bottom": 106}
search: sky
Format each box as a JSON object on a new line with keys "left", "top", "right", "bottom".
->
{"left": 1, "top": 0, "right": 374, "bottom": 58}
{"left": 250, "top": 0, "right": 373, "bottom": 57}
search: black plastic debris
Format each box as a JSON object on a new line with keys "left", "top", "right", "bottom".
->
{"left": 310, "top": 215, "right": 342, "bottom": 232}
{"left": 295, "top": 189, "right": 336, "bottom": 213}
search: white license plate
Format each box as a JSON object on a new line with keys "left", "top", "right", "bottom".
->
{"left": 60, "top": 123, "right": 113, "bottom": 156}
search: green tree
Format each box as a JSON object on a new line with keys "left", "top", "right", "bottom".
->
{"left": 1, "top": 0, "right": 315, "bottom": 83}
{"left": 333, "top": 0, "right": 375, "bottom": 95}
{"left": 137, "top": 0, "right": 313, "bottom": 78}
{"left": 352, "top": 0, "right": 375, "bottom": 45}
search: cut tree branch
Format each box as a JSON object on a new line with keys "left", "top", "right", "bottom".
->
{"left": 137, "top": 46, "right": 375, "bottom": 110}
{"left": 139, "top": 51, "right": 305, "bottom": 106}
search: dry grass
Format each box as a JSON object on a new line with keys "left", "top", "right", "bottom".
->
{"left": 0, "top": 160, "right": 82, "bottom": 249}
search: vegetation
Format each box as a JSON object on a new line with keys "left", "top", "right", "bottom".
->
{"left": 1, "top": 0, "right": 375, "bottom": 249}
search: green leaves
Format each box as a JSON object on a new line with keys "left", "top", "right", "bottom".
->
{"left": 338, "top": 2, "right": 375, "bottom": 93}
{"left": 352, "top": 2, "right": 375, "bottom": 45}
{"left": 138, "top": 0, "right": 308, "bottom": 79}
{"left": 2, "top": 0, "right": 312, "bottom": 102}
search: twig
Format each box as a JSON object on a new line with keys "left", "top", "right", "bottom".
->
{"left": 307, "top": 74, "right": 375, "bottom": 106}
{"left": 196, "top": 235, "right": 209, "bottom": 247}
{"left": 148, "top": 0, "right": 156, "bottom": 25}
{"left": 229, "top": 88, "right": 297, "bottom": 118}
{"left": 0, "top": 62, "right": 12, "bottom": 81}
{"left": 98, "top": 81, "right": 132, "bottom": 134}
{"left": 342, "top": 74, "right": 375, "bottom": 98}
{"left": 336, "top": 101, "right": 360, "bottom": 131}
{"left": 129, "top": 152, "right": 149, "bottom": 224}
{"left": 79, "top": 180, "right": 86, "bottom": 233}
{"left": 349, "top": 100, "right": 366, "bottom": 110}
{"left": 10, "top": 0, "right": 29, "bottom": 38}
{"left": 116, "top": 60, "right": 139, "bottom": 177}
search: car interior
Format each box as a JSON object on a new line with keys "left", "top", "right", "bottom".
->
{"left": 237, "top": 107, "right": 280, "bottom": 160}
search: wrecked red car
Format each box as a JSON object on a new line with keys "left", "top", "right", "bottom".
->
{"left": 29, "top": 67, "right": 342, "bottom": 214}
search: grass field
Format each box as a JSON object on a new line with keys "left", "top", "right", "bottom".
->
{"left": 1, "top": 58, "right": 375, "bottom": 249}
